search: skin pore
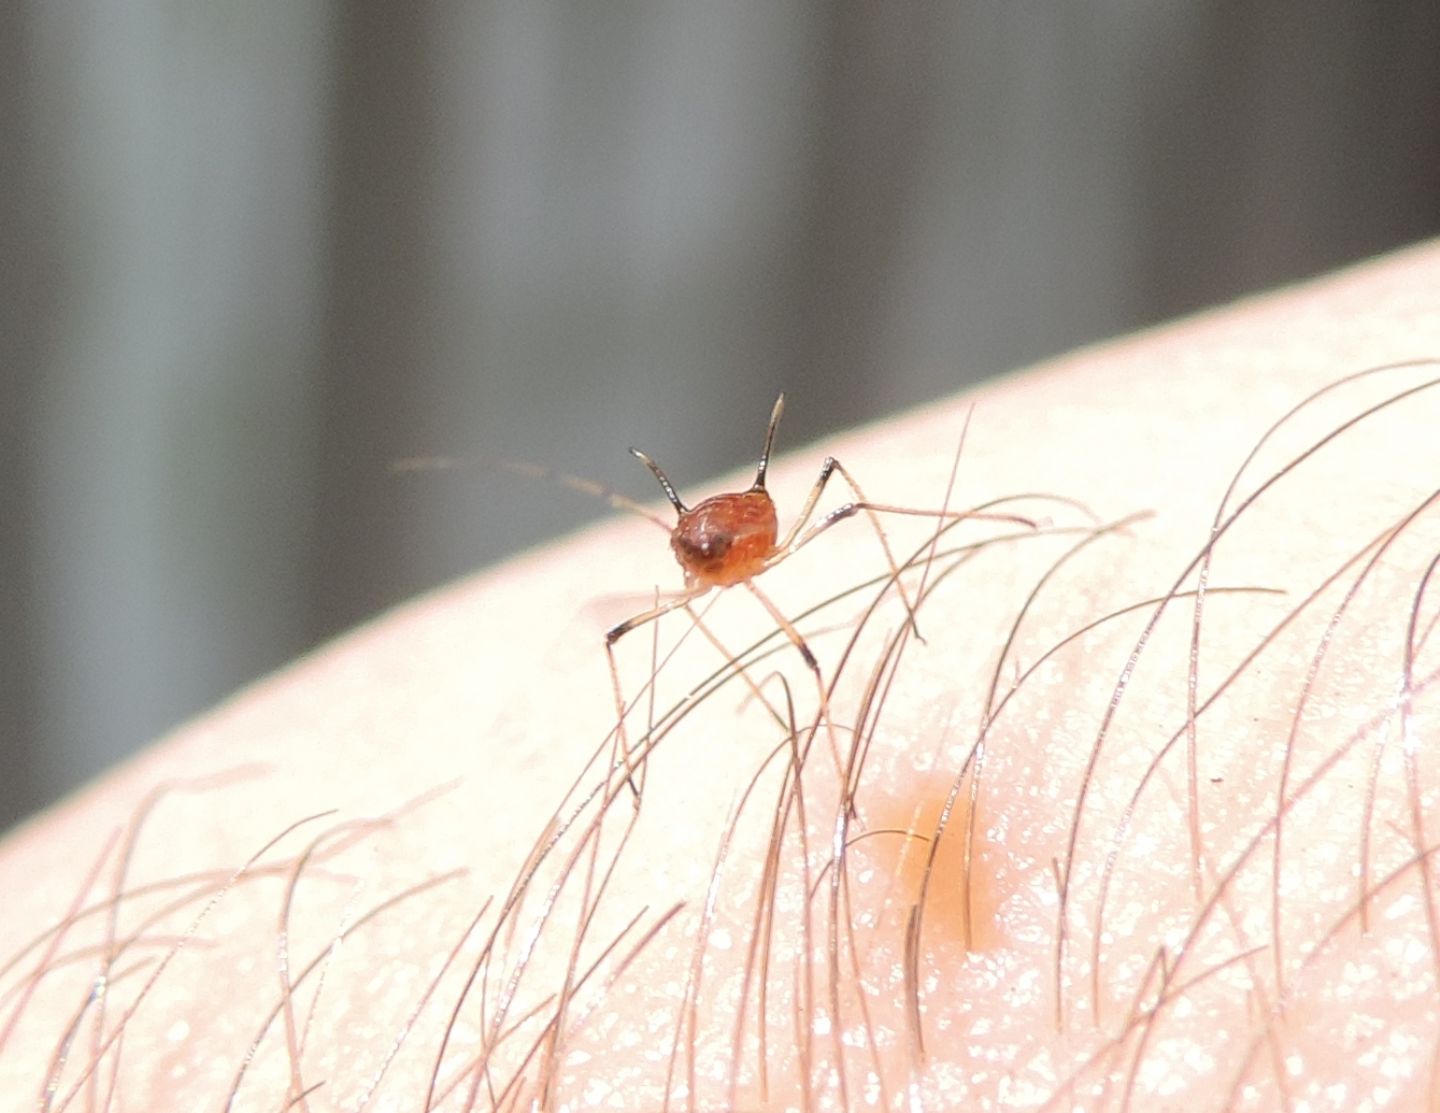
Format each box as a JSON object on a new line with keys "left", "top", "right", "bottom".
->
{"left": 3, "top": 241, "right": 1440, "bottom": 1110}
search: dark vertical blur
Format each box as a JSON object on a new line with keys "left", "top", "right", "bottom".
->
{"left": 0, "top": 2, "right": 37, "bottom": 827}
{"left": 3, "top": 5, "right": 1440, "bottom": 833}
{"left": 312, "top": 4, "right": 441, "bottom": 633}
{"left": 784, "top": 5, "right": 946, "bottom": 428}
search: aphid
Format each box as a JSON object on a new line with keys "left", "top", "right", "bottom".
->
{"left": 399, "top": 395, "right": 1022, "bottom": 802}
{"left": 606, "top": 394, "right": 908, "bottom": 670}
{"left": 602, "top": 394, "right": 952, "bottom": 801}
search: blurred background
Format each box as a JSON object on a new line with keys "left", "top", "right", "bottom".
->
{"left": 4, "top": 4, "right": 1440, "bottom": 834}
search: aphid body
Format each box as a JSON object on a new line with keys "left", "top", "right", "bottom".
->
{"left": 619, "top": 393, "right": 790, "bottom": 617}
{"left": 669, "top": 489, "right": 778, "bottom": 588}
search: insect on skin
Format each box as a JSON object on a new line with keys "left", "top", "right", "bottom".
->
{"left": 604, "top": 394, "right": 947, "bottom": 801}
{"left": 606, "top": 393, "right": 912, "bottom": 671}
{"left": 394, "top": 396, "right": 1023, "bottom": 802}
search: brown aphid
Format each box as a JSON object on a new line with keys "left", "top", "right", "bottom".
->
{"left": 608, "top": 394, "right": 832, "bottom": 669}
{"left": 668, "top": 488, "right": 778, "bottom": 588}
{"left": 607, "top": 394, "right": 914, "bottom": 676}
{"left": 604, "top": 394, "right": 817, "bottom": 799}
{"left": 631, "top": 395, "right": 783, "bottom": 592}
{"left": 605, "top": 393, "right": 1014, "bottom": 800}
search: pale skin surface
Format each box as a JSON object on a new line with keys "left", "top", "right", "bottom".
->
{"left": 4, "top": 242, "right": 1440, "bottom": 1110}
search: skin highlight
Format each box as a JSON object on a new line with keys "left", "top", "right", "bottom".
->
{"left": 3, "top": 241, "right": 1440, "bottom": 1109}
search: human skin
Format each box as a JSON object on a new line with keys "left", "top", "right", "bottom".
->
{"left": 3, "top": 242, "right": 1440, "bottom": 1110}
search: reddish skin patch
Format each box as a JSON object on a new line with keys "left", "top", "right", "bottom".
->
{"left": 671, "top": 489, "right": 779, "bottom": 588}
{"left": 865, "top": 785, "right": 1004, "bottom": 953}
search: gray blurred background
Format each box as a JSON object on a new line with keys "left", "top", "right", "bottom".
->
{"left": 4, "top": 4, "right": 1439, "bottom": 834}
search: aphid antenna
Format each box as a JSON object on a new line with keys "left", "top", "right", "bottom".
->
{"left": 752, "top": 392, "right": 785, "bottom": 490}
{"left": 628, "top": 448, "right": 688, "bottom": 516}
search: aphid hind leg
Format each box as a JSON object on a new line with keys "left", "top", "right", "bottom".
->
{"left": 773, "top": 456, "right": 925, "bottom": 639}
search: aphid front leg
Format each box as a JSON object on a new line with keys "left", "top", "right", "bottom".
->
{"left": 605, "top": 586, "right": 710, "bottom": 803}
{"left": 605, "top": 588, "right": 710, "bottom": 648}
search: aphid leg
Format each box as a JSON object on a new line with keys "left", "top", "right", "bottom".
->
{"left": 742, "top": 579, "right": 851, "bottom": 804}
{"left": 772, "top": 456, "right": 926, "bottom": 637}
{"left": 501, "top": 460, "right": 674, "bottom": 531}
{"left": 742, "top": 579, "right": 819, "bottom": 674}
{"left": 777, "top": 477, "right": 1036, "bottom": 573}
{"left": 784, "top": 497, "right": 1033, "bottom": 555}
{"left": 605, "top": 586, "right": 710, "bottom": 803}
{"left": 607, "top": 587, "right": 709, "bottom": 645}
{"left": 603, "top": 642, "right": 643, "bottom": 803}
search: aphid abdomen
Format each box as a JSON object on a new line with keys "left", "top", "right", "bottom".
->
{"left": 671, "top": 490, "right": 778, "bottom": 587}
